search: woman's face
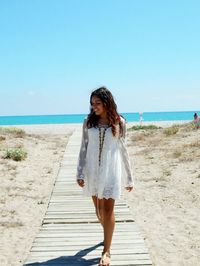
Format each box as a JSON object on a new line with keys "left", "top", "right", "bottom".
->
{"left": 91, "top": 96, "right": 106, "bottom": 116}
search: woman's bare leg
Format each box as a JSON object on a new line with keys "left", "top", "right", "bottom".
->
{"left": 92, "top": 196, "right": 104, "bottom": 228}
{"left": 92, "top": 196, "right": 115, "bottom": 254}
{"left": 102, "top": 198, "right": 115, "bottom": 254}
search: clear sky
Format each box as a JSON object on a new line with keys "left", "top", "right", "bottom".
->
{"left": 0, "top": 0, "right": 199, "bottom": 116}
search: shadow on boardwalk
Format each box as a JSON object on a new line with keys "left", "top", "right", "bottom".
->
{"left": 24, "top": 242, "right": 103, "bottom": 266}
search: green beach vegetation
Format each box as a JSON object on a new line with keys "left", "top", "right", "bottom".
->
{"left": 128, "top": 125, "right": 162, "bottom": 131}
{"left": 3, "top": 148, "right": 27, "bottom": 161}
{"left": 0, "top": 126, "right": 27, "bottom": 161}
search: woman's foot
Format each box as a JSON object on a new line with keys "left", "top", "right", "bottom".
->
{"left": 98, "top": 251, "right": 111, "bottom": 266}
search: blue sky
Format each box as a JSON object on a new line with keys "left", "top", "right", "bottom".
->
{"left": 0, "top": 0, "right": 200, "bottom": 116}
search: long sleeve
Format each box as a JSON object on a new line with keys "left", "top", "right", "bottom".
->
{"left": 119, "top": 118, "right": 134, "bottom": 187}
{"left": 76, "top": 118, "right": 88, "bottom": 180}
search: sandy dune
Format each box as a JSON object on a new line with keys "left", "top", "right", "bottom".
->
{"left": 0, "top": 121, "right": 199, "bottom": 266}
{"left": 0, "top": 126, "right": 72, "bottom": 266}
{"left": 124, "top": 122, "right": 200, "bottom": 266}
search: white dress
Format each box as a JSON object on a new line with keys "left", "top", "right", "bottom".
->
{"left": 76, "top": 117, "right": 134, "bottom": 200}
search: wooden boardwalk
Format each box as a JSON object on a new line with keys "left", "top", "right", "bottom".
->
{"left": 23, "top": 130, "right": 153, "bottom": 266}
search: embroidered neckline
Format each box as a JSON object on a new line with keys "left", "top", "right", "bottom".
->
{"left": 98, "top": 127, "right": 107, "bottom": 166}
{"left": 97, "top": 124, "right": 111, "bottom": 128}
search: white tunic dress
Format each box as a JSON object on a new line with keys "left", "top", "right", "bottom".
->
{"left": 76, "top": 117, "right": 134, "bottom": 200}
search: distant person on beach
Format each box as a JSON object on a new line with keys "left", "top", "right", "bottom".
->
{"left": 76, "top": 87, "right": 135, "bottom": 266}
{"left": 193, "top": 112, "right": 200, "bottom": 129}
{"left": 139, "top": 112, "right": 143, "bottom": 125}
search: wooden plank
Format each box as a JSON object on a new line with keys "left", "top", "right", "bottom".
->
{"left": 26, "top": 254, "right": 151, "bottom": 260}
{"left": 36, "top": 234, "right": 143, "bottom": 239}
{"left": 42, "top": 218, "right": 135, "bottom": 224}
{"left": 40, "top": 228, "right": 140, "bottom": 232}
{"left": 25, "top": 261, "right": 152, "bottom": 266}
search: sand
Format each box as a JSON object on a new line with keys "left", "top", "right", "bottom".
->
{"left": 0, "top": 121, "right": 199, "bottom": 266}
{"left": 0, "top": 125, "right": 73, "bottom": 266}
{"left": 124, "top": 121, "right": 200, "bottom": 266}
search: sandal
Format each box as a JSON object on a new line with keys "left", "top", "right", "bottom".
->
{"left": 98, "top": 251, "right": 111, "bottom": 266}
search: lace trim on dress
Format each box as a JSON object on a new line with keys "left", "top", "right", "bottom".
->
{"left": 76, "top": 119, "right": 88, "bottom": 180}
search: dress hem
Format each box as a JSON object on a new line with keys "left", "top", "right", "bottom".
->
{"left": 82, "top": 192, "right": 120, "bottom": 200}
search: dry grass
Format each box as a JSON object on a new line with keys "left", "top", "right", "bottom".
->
{"left": 134, "top": 147, "right": 151, "bottom": 156}
{"left": 179, "top": 122, "right": 197, "bottom": 132}
{"left": 163, "top": 125, "right": 179, "bottom": 136}
{"left": 162, "top": 169, "right": 172, "bottom": 176}
{"left": 128, "top": 125, "right": 163, "bottom": 143}
{"left": 179, "top": 155, "right": 194, "bottom": 162}
{"left": 182, "top": 141, "right": 200, "bottom": 149}
{"left": 129, "top": 122, "right": 200, "bottom": 169}
{"left": 173, "top": 150, "right": 182, "bottom": 158}
{"left": 127, "top": 124, "right": 196, "bottom": 164}
{"left": 162, "top": 122, "right": 198, "bottom": 137}
{"left": 0, "top": 135, "right": 6, "bottom": 141}
{"left": 131, "top": 133, "right": 146, "bottom": 142}
{"left": 0, "top": 127, "right": 26, "bottom": 138}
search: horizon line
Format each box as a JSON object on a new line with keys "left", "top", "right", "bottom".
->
{"left": 0, "top": 110, "right": 200, "bottom": 118}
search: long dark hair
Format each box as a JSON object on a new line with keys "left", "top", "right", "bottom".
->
{"left": 86, "top": 87, "right": 123, "bottom": 136}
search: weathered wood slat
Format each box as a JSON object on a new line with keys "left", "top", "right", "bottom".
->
{"left": 40, "top": 228, "right": 140, "bottom": 232}
{"left": 25, "top": 261, "right": 152, "bottom": 266}
{"left": 33, "top": 240, "right": 146, "bottom": 246}
{"left": 43, "top": 218, "right": 135, "bottom": 224}
{"left": 35, "top": 234, "right": 143, "bottom": 240}
{"left": 26, "top": 253, "right": 151, "bottom": 260}
{"left": 31, "top": 244, "right": 147, "bottom": 250}
{"left": 45, "top": 211, "right": 130, "bottom": 215}
{"left": 47, "top": 204, "right": 128, "bottom": 208}
{"left": 45, "top": 209, "right": 130, "bottom": 214}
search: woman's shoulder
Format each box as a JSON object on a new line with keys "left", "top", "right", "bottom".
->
{"left": 83, "top": 117, "right": 94, "bottom": 130}
{"left": 82, "top": 117, "right": 89, "bottom": 130}
{"left": 83, "top": 117, "right": 88, "bottom": 123}
{"left": 119, "top": 115, "right": 126, "bottom": 126}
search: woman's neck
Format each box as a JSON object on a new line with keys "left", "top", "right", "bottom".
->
{"left": 98, "top": 114, "right": 109, "bottom": 124}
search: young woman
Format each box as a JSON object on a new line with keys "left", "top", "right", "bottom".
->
{"left": 76, "top": 87, "right": 135, "bottom": 266}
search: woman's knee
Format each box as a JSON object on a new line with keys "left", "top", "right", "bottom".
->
{"left": 93, "top": 197, "right": 104, "bottom": 215}
{"left": 103, "top": 199, "right": 115, "bottom": 217}
{"left": 103, "top": 207, "right": 114, "bottom": 217}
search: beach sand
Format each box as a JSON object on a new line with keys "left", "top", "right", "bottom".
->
{"left": 0, "top": 121, "right": 199, "bottom": 266}
{"left": 0, "top": 125, "right": 73, "bottom": 266}
{"left": 124, "top": 121, "right": 200, "bottom": 266}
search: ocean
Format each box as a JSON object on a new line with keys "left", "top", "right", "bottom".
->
{"left": 0, "top": 111, "right": 198, "bottom": 126}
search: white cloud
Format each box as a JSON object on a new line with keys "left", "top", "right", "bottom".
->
{"left": 27, "top": 90, "right": 36, "bottom": 96}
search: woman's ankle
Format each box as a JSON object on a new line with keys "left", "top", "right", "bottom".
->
{"left": 102, "top": 249, "right": 110, "bottom": 254}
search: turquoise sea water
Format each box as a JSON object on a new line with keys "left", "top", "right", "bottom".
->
{"left": 0, "top": 111, "right": 199, "bottom": 125}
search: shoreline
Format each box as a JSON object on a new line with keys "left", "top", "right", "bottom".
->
{"left": 0, "top": 120, "right": 191, "bottom": 134}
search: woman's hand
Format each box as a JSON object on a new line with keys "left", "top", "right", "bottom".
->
{"left": 77, "top": 179, "right": 85, "bottom": 187}
{"left": 125, "top": 186, "right": 134, "bottom": 192}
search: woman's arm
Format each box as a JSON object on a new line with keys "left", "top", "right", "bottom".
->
{"left": 119, "top": 117, "right": 134, "bottom": 187}
{"left": 76, "top": 118, "right": 88, "bottom": 181}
